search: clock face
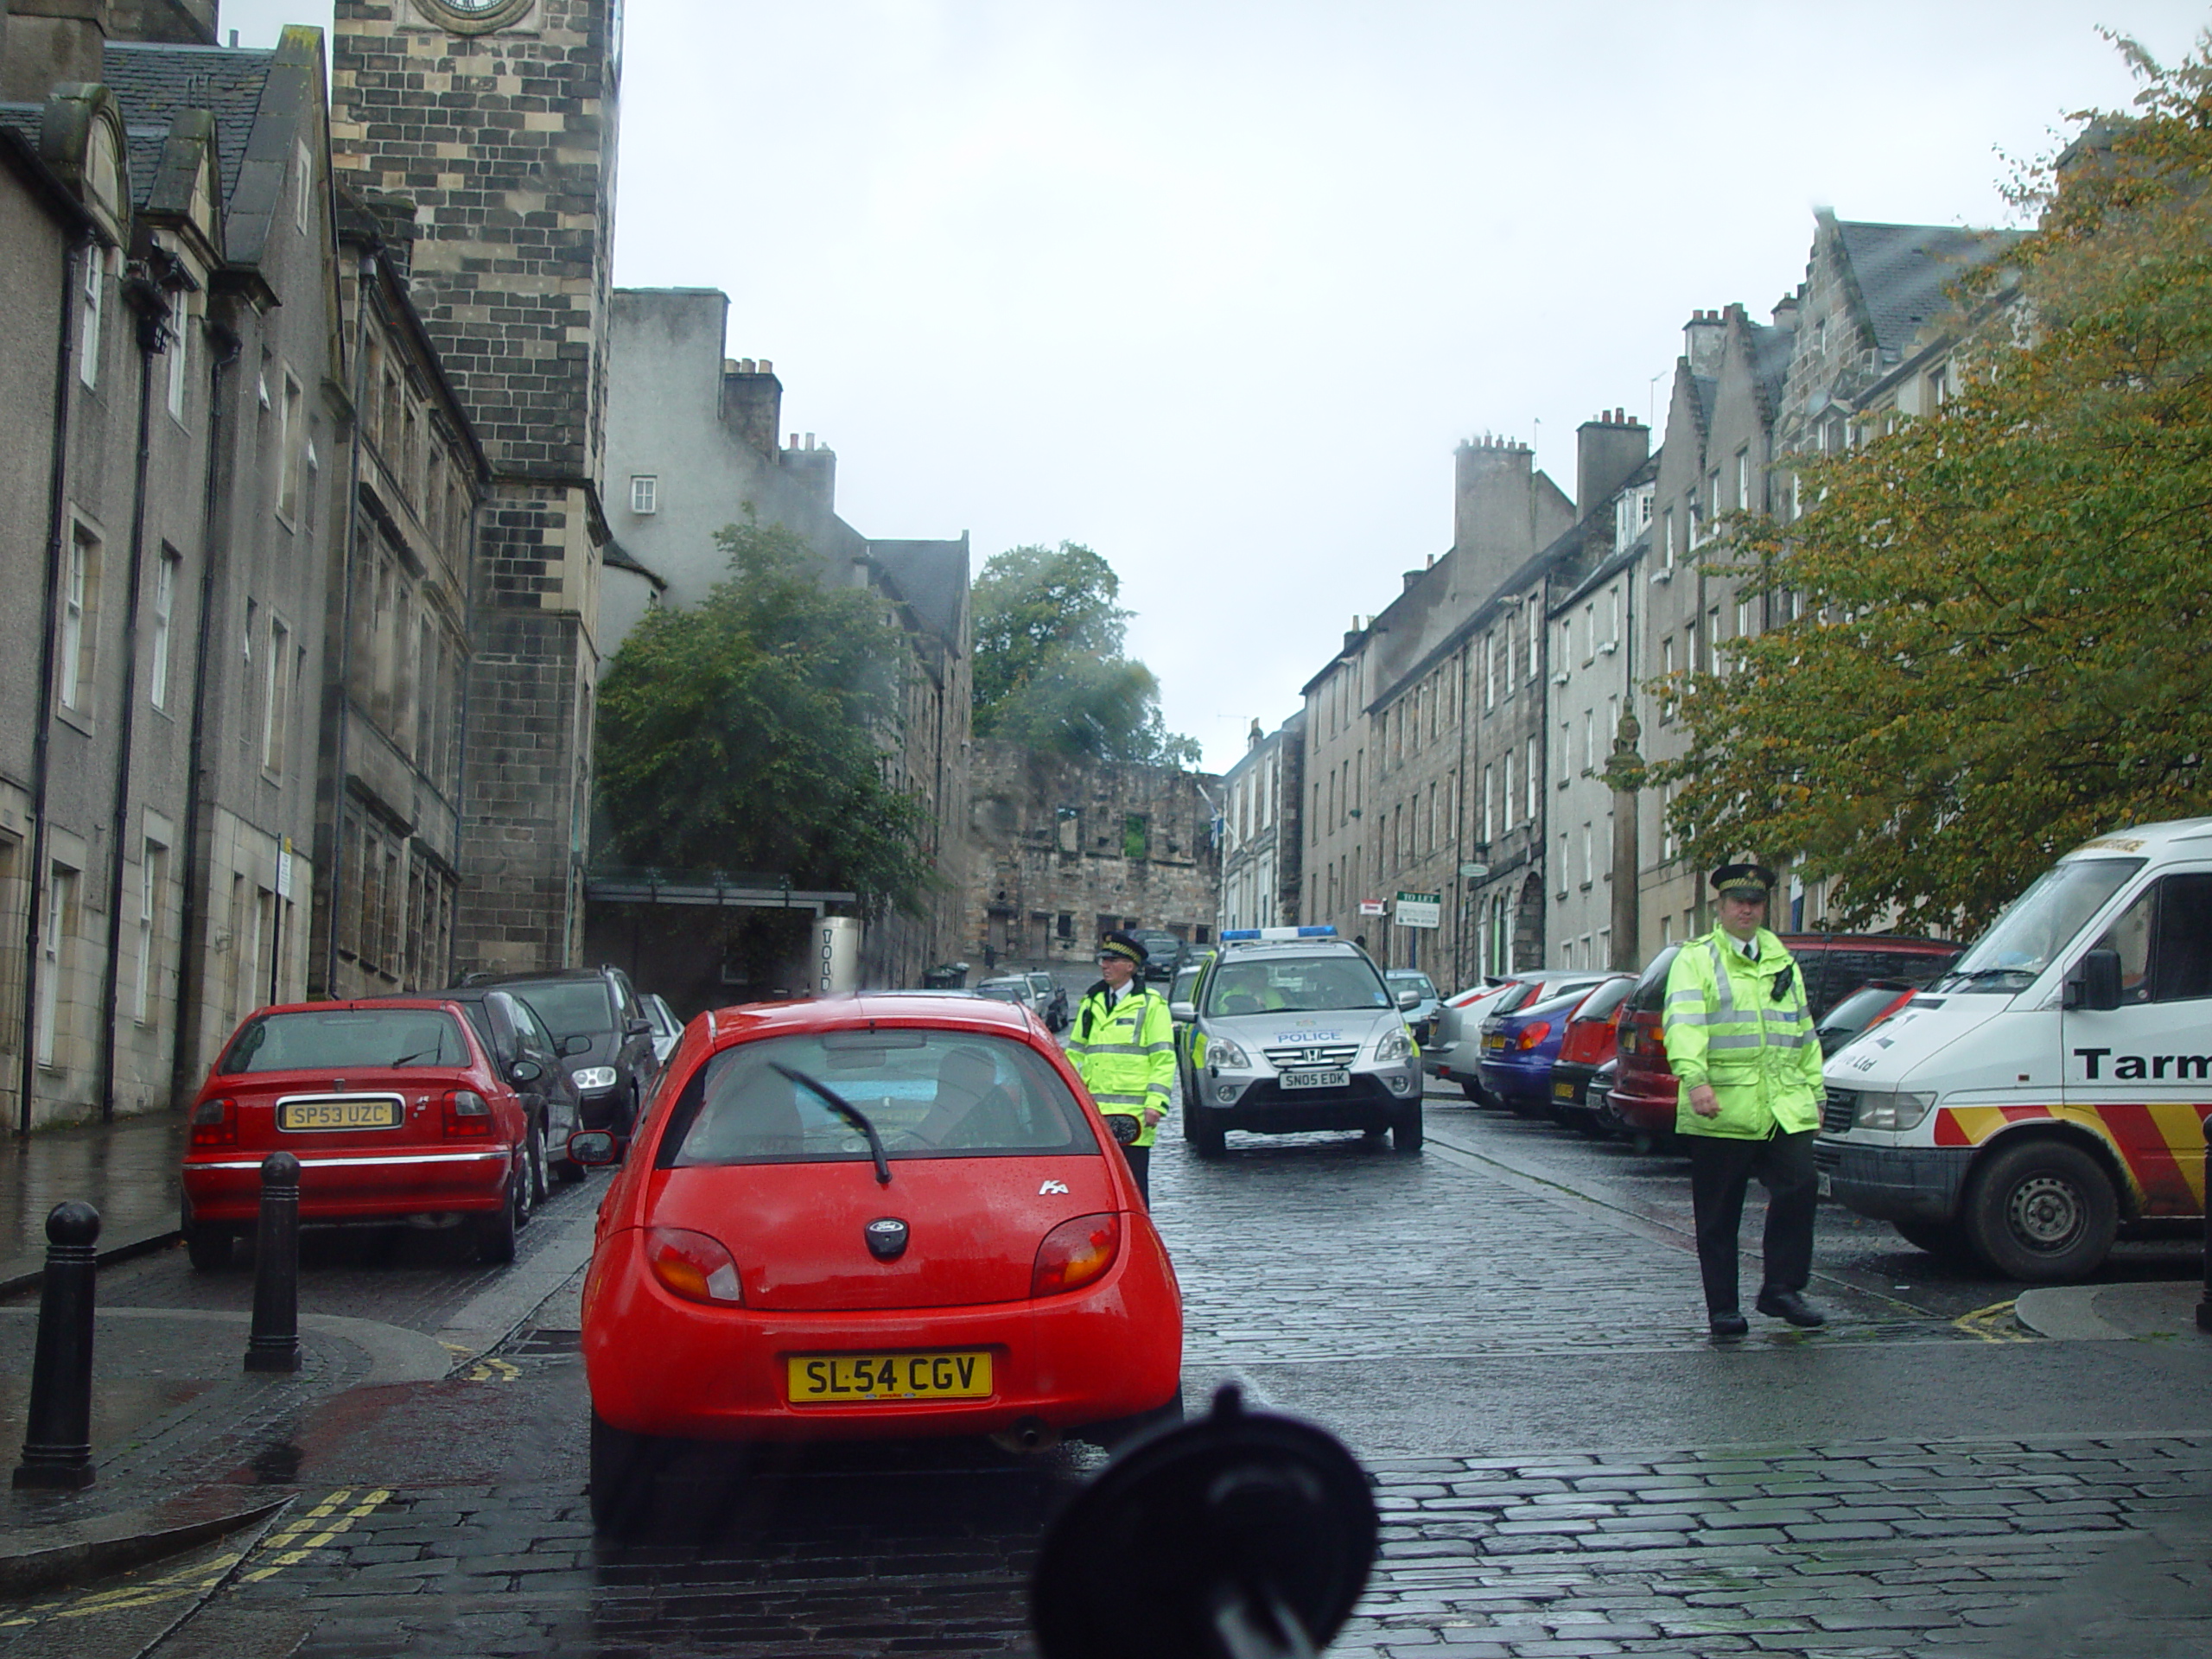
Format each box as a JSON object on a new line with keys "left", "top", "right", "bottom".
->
{"left": 415, "top": 0, "right": 534, "bottom": 29}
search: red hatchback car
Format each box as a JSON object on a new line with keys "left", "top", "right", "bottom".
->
{"left": 181, "top": 998, "right": 538, "bottom": 1270}
{"left": 578, "top": 994, "right": 1184, "bottom": 1534}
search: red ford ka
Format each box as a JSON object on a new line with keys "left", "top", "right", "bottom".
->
{"left": 576, "top": 993, "right": 1185, "bottom": 1533}
{"left": 181, "top": 998, "right": 540, "bottom": 1270}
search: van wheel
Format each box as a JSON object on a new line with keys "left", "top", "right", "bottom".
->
{"left": 1961, "top": 1140, "right": 2118, "bottom": 1283}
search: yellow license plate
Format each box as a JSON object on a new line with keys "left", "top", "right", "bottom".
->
{"left": 786, "top": 1351, "right": 994, "bottom": 1404}
{"left": 1554, "top": 1081, "right": 1576, "bottom": 1098}
{"left": 278, "top": 1098, "right": 402, "bottom": 1131}
{"left": 1483, "top": 1035, "right": 1506, "bottom": 1051}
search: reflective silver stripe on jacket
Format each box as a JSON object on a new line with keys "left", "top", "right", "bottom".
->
{"left": 1094, "top": 1091, "right": 1149, "bottom": 1107}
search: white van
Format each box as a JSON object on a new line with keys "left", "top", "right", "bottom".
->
{"left": 1817, "top": 818, "right": 2212, "bottom": 1282}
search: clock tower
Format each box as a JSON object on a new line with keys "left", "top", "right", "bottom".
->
{"left": 331, "top": 0, "right": 623, "bottom": 973}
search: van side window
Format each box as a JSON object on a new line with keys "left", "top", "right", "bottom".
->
{"left": 2093, "top": 875, "right": 2212, "bottom": 1003}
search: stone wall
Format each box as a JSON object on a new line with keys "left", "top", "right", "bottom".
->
{"left": 965, "top": 741, "right": 1220, "bottom": 971}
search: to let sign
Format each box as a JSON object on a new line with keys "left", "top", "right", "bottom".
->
{"left": 1395, "top": 891, "right": 1441, "bottom": 929}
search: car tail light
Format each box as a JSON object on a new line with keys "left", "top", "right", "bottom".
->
{"left": 442, "top": 1089, "right": 493, "bottom": 1138}
{"left": 1032, "top": 1212, "right": 1121, "bottom": 1298}
{"left": 189, "top": 1096, "right": 236, "bottom": 1147}
{"left": 1514, "top": 1021, "right": 1552, "bottom": 1052}
{"left": 645, "top": 1226, "right": 744, "bottom": 1305}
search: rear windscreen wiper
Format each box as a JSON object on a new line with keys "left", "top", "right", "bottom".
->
{"left": 771, "top": 1063, "right": 893, "bottom": 1185}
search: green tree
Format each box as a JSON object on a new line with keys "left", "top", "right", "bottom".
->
{"left": 1657, "top": 40, "right": 2212, "bottom": 934}
{"left": 594, "top": 516, "right": 932, "bottom": 912}
{"left": 971, "top": 542, "right": 1201, "bottom": 766}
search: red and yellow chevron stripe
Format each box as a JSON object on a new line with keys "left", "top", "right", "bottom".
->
{"left": 1934, "top": 1103, "right": 2209, "bottom": 1214}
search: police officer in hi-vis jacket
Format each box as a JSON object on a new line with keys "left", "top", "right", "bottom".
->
{"left": 1663, "top": 861, "right": 1828, "bottom": 1339}
{"left": 1065, "top": 931, "right": 1175, "bottom": 1205}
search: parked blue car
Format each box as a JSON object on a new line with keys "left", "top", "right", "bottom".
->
{"left": 1475, "top": 987, "right": 1595, "bottom": 1116}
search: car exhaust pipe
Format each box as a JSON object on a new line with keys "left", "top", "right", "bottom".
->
{"left": 990, "top": 1415, "right": 1059, "bottom": 1455}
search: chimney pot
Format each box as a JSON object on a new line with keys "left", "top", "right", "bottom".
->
{"left": 788, "top": 433, "right": 799, "bottom": 449}
{"left": 804, "top": 432, "right": 816, "bottom": 451}
{"left": 759, "top": 359, "right": 772, "bottom": 375}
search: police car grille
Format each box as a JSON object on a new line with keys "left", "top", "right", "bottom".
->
{"left": 1266, "top": 1044, "right": 1360, "bottom": 1070}
{"left": 1821, "top": 1089, "right": 1858, "bottom": 1135}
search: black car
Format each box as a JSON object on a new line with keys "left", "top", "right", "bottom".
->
{"left": 1128, "top": 930, "right": 1185, "bottom": 982}
{"left": 455, "top": 965, "right": 660, "bottom": 1141}
{"left": 434, "top": 985, "right": 590, "bottom": 1188}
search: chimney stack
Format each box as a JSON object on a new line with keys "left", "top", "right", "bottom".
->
{"left": 1683, "top": 308, "right": 1728, "bottom": 377}
{"left": 720, "top": 357, "right": 783, "bottom": 461}
{"left": 1575, "top": 407, "right": 1649, "bottom": 523}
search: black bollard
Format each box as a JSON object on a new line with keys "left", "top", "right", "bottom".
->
{"left": 2199, "top": 1112, "right": 2211, "bottom": 1335}
{"left": 245, "top": 1151, "right": 302, "bottom": 1373}
{"left": 14, "top": 1201, "right": 100, "bottom": 1491}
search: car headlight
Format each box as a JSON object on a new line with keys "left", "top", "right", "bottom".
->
{"left": 1853, "top": 1090, "right": 1936, "bottom": 1131}
{"left": 1208, "top": 1035, "right": 1251, "bottom": 1069}
{"left": 1375, "top": 1026, "right": 1414, "bottom": 1064}
{"left": 571, "top": 1065, "right": 620, "bottom": 1091}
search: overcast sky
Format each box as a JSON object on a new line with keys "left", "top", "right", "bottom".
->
{"left": 225, "top": 1, "right": 2206, "bottom": 772}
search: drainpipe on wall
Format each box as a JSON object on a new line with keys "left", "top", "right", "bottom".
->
{"left": 168, "top": 310, "right": 240, "bottom": 1110}
{"left": 92, "top": 262, "right": 172, "bottom": 1122}
{"left": 17, "top": 232, "right": 89, "bottom": 1141}
{"left": 321, "top": 248, "right": 377, "bottom": 999}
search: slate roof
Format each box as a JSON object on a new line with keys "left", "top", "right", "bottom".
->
{"left": 1834, "top": 220, "right": 2022, "bottom": 356}
{"left": 868, "top": 539, "right": 969, "bottom": 650}
{"left": 100, "top": 41, "right": 272, "bottom": 207}
{"left": 1750, "top": 319, "right": 1792, "bottom": 420}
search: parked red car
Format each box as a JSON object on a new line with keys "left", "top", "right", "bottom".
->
{"left": 576, "top": 993, "right": 1184, "bottom": 1534}
{"left": 181, "top": 998, "right": 541, "bottom": 1270}
{"left": 1607, "top": 935, "right": 1960, "bottom": 1145}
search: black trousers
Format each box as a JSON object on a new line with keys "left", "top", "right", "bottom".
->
{"left": 1684, "top": 1128, "right": 1817, "bottom": 1316}
{"left": 1117, "top": 1142, "right": 1151, "bottom": 1207}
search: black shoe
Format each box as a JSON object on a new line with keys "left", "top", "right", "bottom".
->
{"left": 1708, "top": 1312, "right": 1748, "bottom": 1339}
{"left": 1755, "top": 1290, "right": 1827, "bottom": 1328}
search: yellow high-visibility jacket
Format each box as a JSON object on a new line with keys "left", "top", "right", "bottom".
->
{"left": 1662, "top": 928, "right": 1824, "bottom": 1140}
{"left": 1065, "top": 982, "right": 1175, "bottom": 1147}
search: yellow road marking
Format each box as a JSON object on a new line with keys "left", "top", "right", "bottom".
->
{"left": 464, "top": 1357, "right": 521, "bottom": 1382}
{"left": 1955, "top": 1298, "right": 2031, "bottom": 1343}
{"left": 239, "top": 1489, "right": 391, "bottom": 1581}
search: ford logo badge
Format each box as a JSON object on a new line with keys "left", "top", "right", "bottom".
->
{"left": 865, "top": 1217, "right": 910, "bottom": 1261}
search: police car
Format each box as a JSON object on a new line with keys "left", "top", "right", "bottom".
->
{"left": 1181, "top": 928, "right": 1424, "bottom": 1158}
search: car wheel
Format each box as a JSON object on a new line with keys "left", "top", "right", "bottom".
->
{"left": 184, "top": 1219, "right": 234, "bottom": 1272}
{"left": 1191, "top": 1114, "right": 1227, "bottom": 1160}
{"left": 1892, "top": 1218, "right": 1970, "bottom": 1257}
{"left": 1392, "top": 1108, "right": 1424, "bottom": 1154}
{"left": 1458, "top": 1081, "right": 1485, "bottom": 1103}
{"left": 1961, "top": 1139, "right": 2118, "bottom": 1283}
{"left": 553, "top": 1154, "right": 587, "bottom": 1185}
{"left": 477, "top": 1166, "right": 523, "bottom": 1265}
{"left": 590, "top": 1410, "right": 673, "bottom": 1535}
{"left": 525, "top": 1117, "right": 549, "bottom": 1210}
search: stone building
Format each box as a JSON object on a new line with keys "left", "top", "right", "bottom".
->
{"left": 1300, "top": 438, "right": 1573, "bottom": 956}
{"left": 308, "top": 194, "right": 491, "bottom": 1001}
{"left": 0, "top": 11, "right": 342, "bottom": 1128}
{"left": 967, "top": 741, "right": 1220, "bottom": 972}
{"left": 597, "top": 287, "right": 972, "bottom": 989}
{"left": 331, "top": 0, "right": 622, "bottom": 978}
{"left": 1635, "top": 303, "right": 1796, "bottom": 953}
{"left": 1217, "top": 713, "right": 1302, "bottom": 937}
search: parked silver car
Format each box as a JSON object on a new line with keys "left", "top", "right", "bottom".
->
{"left": 1183, "top": 936, "right": 1423, "bottom": 1157}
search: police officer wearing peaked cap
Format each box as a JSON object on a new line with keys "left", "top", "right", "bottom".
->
{"left": 1662, "top": 861, "right": 1828, "bottom": 1339}
{"left": 1065, "top": 931, "right": 1176, "bottom": 1206}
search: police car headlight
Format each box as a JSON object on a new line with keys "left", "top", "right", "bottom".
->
{"left": 1209, "top": 1036, "right": 1252, "bottom": 1069}
{"left": 1853, "top": 1090, "right": 1936, "bottom": 1131}
{"left": 571, "top": 1065, "right": 620, "bottom": 1092}
{"left": 1374, "top": 1027, "right": 1414, "bottom": 1065}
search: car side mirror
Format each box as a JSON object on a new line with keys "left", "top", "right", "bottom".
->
{"left": 506, "top": 1058, "right": 543, "bottom": 1086}
{"left": 567, "top": 1128, "right": 620, "bottom": 1166}
{"left": 625, "top": 1017, "right": 652, "bottom": 1039}
{"left": 1170, "top": 1000, "right": 1195, "bottom": 1022}
{"left": 1396, "top": 988, "right": 1421, "bottom": 1009}
{"left": 560, "top": 1033, "right": 594, "bottom": 1057}
{"left": 2065, "top": 948, "right": 2123, "bottom": 1012}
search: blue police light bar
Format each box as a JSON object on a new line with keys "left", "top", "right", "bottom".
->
{"left": 1219, "top": 926, "right": 1338, "bottom": 942}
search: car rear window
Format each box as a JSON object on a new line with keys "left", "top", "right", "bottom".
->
{"left": 658, "top": 1031, "right": 1097, "bottom": 1166}
{"left": 1627, "top": 945, "right": 1681, "bottom": 1015}
{"left": 1205, "top": 954, "right": 1390, "bottom": 1016}
{"left": 219, "top": 1008, "right": 471, "bottom": 1073}
{"left": 1573, "top": 976, "right": 1636, "bottom": 1023}
{"left": 505, "top": 979, "right": 615, "bottom": 1040}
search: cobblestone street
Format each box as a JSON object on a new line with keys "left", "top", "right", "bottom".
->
{"left": 7, "top": 1087, "right": 2209, "bottom": 1657}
